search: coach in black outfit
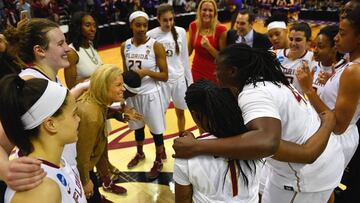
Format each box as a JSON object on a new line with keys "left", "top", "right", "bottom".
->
{"left": 226, "top": 10, "right": 271, "bottom": 49}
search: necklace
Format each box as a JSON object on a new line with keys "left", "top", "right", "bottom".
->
{"left": 83, "top": 45, "right": 99, "bottom": 65}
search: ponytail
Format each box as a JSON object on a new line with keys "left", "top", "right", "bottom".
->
{"left": 0, "top": 75, "right": 47, "bottom": 154}
{"left": 170, "top": 26, "right": 180, "bottom": 55}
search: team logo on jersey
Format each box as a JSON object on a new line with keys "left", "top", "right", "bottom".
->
{"left": 146, "top": 49, "right": 151, "bottom": 55}
{"left": 277, "top": 56, "right": 284, "bottom": 63}
{"left": 57, "top": 173, "right": 68, "bottom": 187}
{"left": 313, "top": 65, "right": 318, "bottom": 72}
{"left": 126, "top": 44, "right": 131, "bottom": 50}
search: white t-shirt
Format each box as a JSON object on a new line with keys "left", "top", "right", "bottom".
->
{"left": 276, "top": 49, "right": 314, "bottom": 94}
{"left": 174, "top": 134, "right": 260, "bottom": 203}
{"left": 147, "top": 27, "right": 193, "bottom": 84}
{"left": 238, "top": 82, "right": 344, "bottom": 192}
{"left": 5, "top": 158, "right": 87, "bottom": 203}
{"left": 123, "top": 38, "right": 160, "bottom": 94}
{"left": 19, "top": 68, "right": 78, "bottom": 167}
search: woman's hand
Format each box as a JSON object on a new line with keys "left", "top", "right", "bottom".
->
{"left": 122, "top": 105, "right": 143, "bottom": 122}
{"left": 1, "top": 157, "right": 46, "bottom": 191}
{"left": 201, "top": 36, "right": 210, "bottom": 49}
{"left": 317, "top": 71, "right": 333, "bottom": 85}
{"left": 172, "top": 132, "right": 198, "bottom": 158}
{"left": 83, "top": 179, "right": 94, "bottom": 199}
{"left": 296, "top": 61, "right": 315, "bottom": 94}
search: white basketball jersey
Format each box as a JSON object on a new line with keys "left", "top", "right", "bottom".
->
{"left": 124, "top": 38, "right": 159, "bottom": 94}
{"left": 310, "top": 59, "right": 347, "bottom": 94}
{"left": 319, "top": 61, "right": 360, "bottom": 125}
{"left": 174, "top": 133, "right": 260, "bottom": 203}
{"left": 276, "top": 49, "right": 314, "bottom": 94}
{"left": 5, "top": 158, "right": 86, "bottom": 203}
{"left": 147, "top": 26, "right": 190, "bottom": 83}
{"left": 238, "top": 82, "right": 344, "bottom": 192}
{"left": 69, "top": 43, "right": 102, "bottom": 80}
{"left": 18, "top": 68, "right": 78, "bottom": 167}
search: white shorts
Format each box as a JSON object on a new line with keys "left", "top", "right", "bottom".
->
{"left": 126, "top": 91, "right": 166, "bottom": 134}
{"left": 262, "top": 181, "right": 332, "bottom": 203}
{"left": 258, "top": 160, "right": 270, "bottom": 195}
{"left": 336, "top": 124, "right": 359, "bottom": 167}
{"left": 160, "top": 77, "right": 188, "bottom": 111}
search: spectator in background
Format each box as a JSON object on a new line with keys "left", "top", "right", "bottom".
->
{"left": 49, "top": 0, "right": 60, "bottom": 23}
{"left": 224, "top": 10, "right": 271, "bottom": 49}
{"left": 31, "top": 0, "right": 51, "bottom": 19}
{"left": 16, "top": 0, "right": 32, "bottom": 19}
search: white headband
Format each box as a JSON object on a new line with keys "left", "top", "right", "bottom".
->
{"left": 267, "top": 21, "right": 287, "bottom": 31}
{"left": 129, "top": 11, "right": 149, "bottom": 23}
{"left": 21, "top": 81, "right": 67, "bottom": 130}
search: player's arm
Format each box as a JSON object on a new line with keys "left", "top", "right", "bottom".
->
{"left": 272, "top": 110, "right": 335, "bottom": 163}
{"left": 175, "top": 183, "right": 193, "bottom": 203}
{"left": 332, "top": 64, "right": 360, "bottom": 134}
{"left": 120, "top": 42, "right": 128, "bottom": 73}
{"left": 11, "top": 178, "right": 61, "bottom": 203}
{"left": 173, "top": 117, "right": 281, "bottom": 160}
{"left": 136, "top": 42, "right": 168, "bottom": 82}
{"left": 64, "top": 48, "right": 79, "bottom": 89}
{"left": 0, "top": 123, "right": 45, "bottom": 191}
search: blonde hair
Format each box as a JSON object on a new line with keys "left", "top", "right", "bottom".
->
{"left": 81, "top": 64, "right": 123, "bottom": 106}
{"left": 195, "top": 0, "right": 219, "bottom": 40}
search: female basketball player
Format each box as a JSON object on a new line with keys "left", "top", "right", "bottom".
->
{"left": 264, "top": 12, "right": 289, "bottom": 50}
{"left": 120, "top": 11, "right": 168, "bottom": 180}
{"left": 309, "top": 25, "right": 345, "bottom": 93}
{"left": 147, "top": 3, "right": 193, "bottom": 136}
{"left": 174, "top": 80, "right": 260, "bottom": 203}
{"left": 0, "top": 18, "right": 88, "bottom": 192}
{"left": 173, "top": 44, "right": 344, "bottom": 202}
{"left": 296, "top": 4, "right": 360, "bottom": 168}
{"left": 275, "top": 22, "right": 313, "bottom": 93}
{"left": 0, "top": 76, "right": 86, "bottom": 203}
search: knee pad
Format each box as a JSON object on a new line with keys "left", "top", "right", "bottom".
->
{"left": 135, "top": 127, "right": 145, "bottom": 141}
{"left": 151, "top": 132, "right": 164, "bottom": 146}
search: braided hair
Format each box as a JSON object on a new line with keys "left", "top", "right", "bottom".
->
{"left": 218, "top": 44, "right": 289, "bottom": 92}
{"left": 185, "top": 79, "right": 257, "bottom": 187}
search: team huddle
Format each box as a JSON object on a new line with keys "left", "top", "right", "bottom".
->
{"left": 0, "top": 0, "right": 360, "bottom": 203}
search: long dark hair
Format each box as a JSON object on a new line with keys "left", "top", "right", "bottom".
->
{"left": 218, "top": 44, "right": 289, "bottom": 92}
{"left": 185, "top": 79, "right": 257, "bottom": 187}
{"left": 68, "top": 11, "right": 99, "bottom": 51}
{"left": 156, "top": 3, "right": 180, "bottom": 55}
{"left": 0, "top": 75, "right": 67, "bottom": 155}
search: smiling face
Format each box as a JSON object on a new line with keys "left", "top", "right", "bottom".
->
{"left": 107, "top": 75, "right": 126, "bottom": 103}
{"left": 158, "top": 11, "right": 175, "bottom": 33}
{"left": 288, "top": 30, "right": 308, "bottom": 57}
{"left": 200, "top": 2, "right": 215, "bottom": 24}
{"left": 314, "top": 34, "right": 336, "bottom": 63}
{"left": 235, "top": 13, "right": 252, "bottom": 37}
{"left": 43, "top": 28, "right": 71, "bottom": 69}
{"left": 81, "top": 15, "right": 97, "bottom": 42}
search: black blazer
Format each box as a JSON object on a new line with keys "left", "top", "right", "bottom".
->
{"left": 226, "top": 29, "right": 272, "bottom": 50}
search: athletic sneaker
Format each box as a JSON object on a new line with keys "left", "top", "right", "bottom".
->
{"left": 127, "top": 153, "right": 145, "bottom": 169}
{"left": 148, "top": 161, "right": 163, "bottom": 180}
{"left": 103, "top": 181, "right": 127, "bottom": 195}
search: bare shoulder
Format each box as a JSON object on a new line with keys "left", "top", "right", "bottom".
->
{"left": 342, "top": 62, "right": 360, "bottom": 87}
{"left": 11, "top": 177, "right": 61, "bottom": 203}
